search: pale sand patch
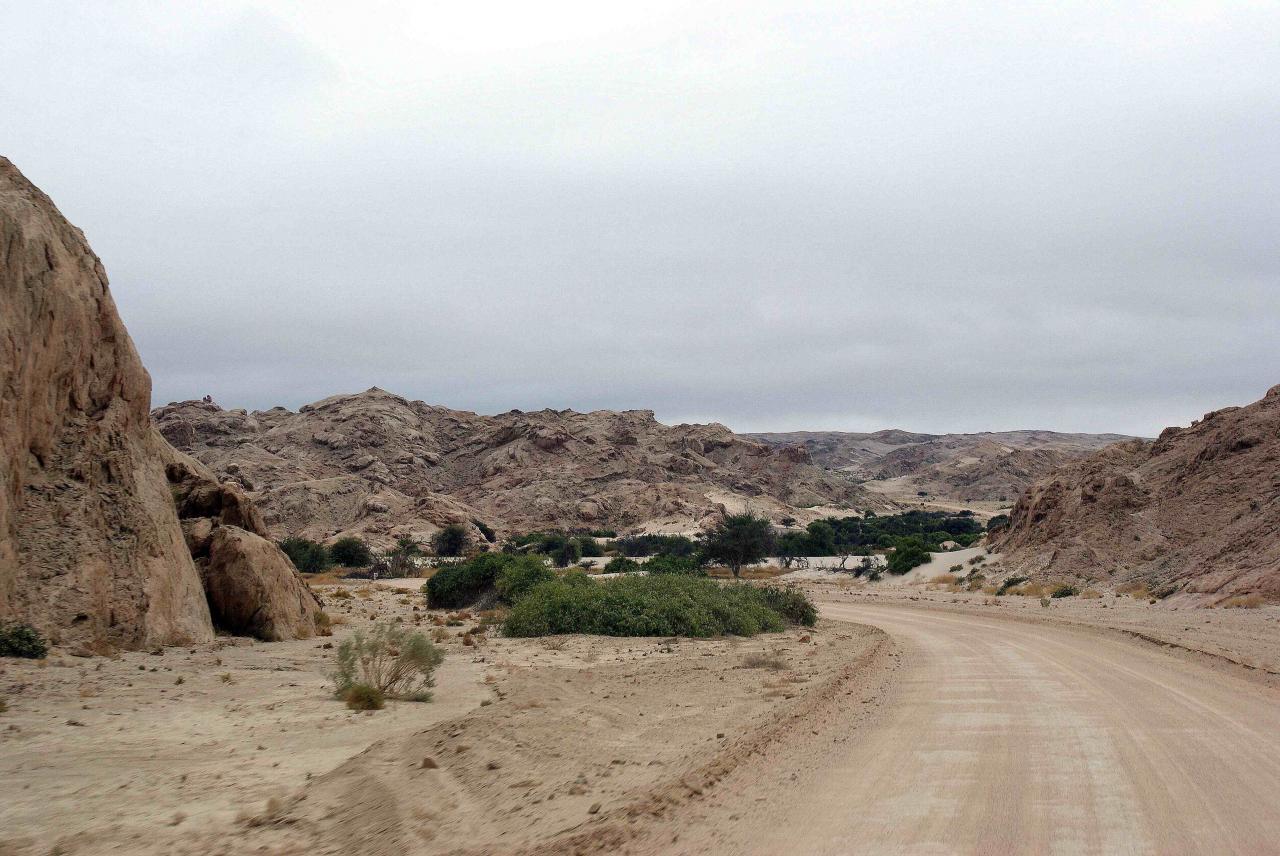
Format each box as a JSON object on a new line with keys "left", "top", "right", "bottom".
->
{"left": 0, "top": 583, "right": 886, "bottom": 856}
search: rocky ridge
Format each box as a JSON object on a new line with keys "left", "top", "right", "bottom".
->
{"left": 153, "top": 390, "right": 874, "bottom": 545}
{"left": 993, "top": 386, "right": 1280, "bottom": 603}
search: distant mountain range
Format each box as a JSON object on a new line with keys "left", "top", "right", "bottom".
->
{"left": 746, "top": 429, "right": 1134, "bottom": 504}
{"left": 153, "top": 389, "right": 874, "bottom": 547}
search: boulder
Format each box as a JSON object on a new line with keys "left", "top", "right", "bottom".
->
{"left": 203, "top": 526, "right": 321, "bottom": 641}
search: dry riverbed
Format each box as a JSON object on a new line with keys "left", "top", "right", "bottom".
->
{"left": 0, "top": 582, "right": 887, "bottom": 855}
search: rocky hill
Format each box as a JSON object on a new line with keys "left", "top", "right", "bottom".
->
{"left": 748, "top": 429, "right": 1131, "bottom": 503}
{"left": 153, "top": 391, "right": 874, "bottom": 546}
{"left": 0, "top": 158, "right": 320, "bottom": 651}
{"left": 993, "top": 386, "right": 1280, "bottom": 604}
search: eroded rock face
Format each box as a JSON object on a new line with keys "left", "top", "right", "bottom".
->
{"left": 153, "top": 389, "right": 869, "bottom": 542}
{"left": 0, "top": 157, "right": 212, "bottom": 650}
{"left": 0, "top": 157, "right": 318, "bottom": 648}
{"left": 993, "top": 386, "right": 1280, "bottom": 604}
{"left": 203, "top": 526, "right": 321, "bottom": 642}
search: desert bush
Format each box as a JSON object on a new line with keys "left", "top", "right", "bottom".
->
{"left": 432, "top": 524, "right": 470, "bottom": 557}
{"left": 756, "top": 586, "right": 818, "bottom": 627}
{"left": 603, "top": 556, "right": 641, "bottom": 573}
{"left": 612, "top": 533, "right": 699, "bottom": 558}
{"left": 472, "top": 519, "right": 497, "bottom": 543}
{"left": 343, "top": 683, "right": 385, "bottom": 711}
{"left": 503, "top": 575, "right": 816, "bottom": 638}
{"left": 930, "top": 573, "right": 959, "bottom": 586}
{"left": 329, "top": 536, "right": 372, "bottom": 568}
{"left": 645, "top": 555, "right": 705, "bottom": 576}
{"left": 887, "top": 538, "right": 930, "bottom": 575}
{"left": 0, "top": 622, "right": 48, "bottom": 659}
{"left": 334, "top": 623, "right": 443, "bottom": 702}
{"left": 576, "top": 537, "right": 604, "bottom": 558}
{"left": 280, "top": 537, "right": 331, "bottom": 573}
{"left": 550, "top": 538, "right": 582, "bottom": 568}
{"left": 1050, "top": 584, "right": 1079, "bottom": 598}
{"left": 494, "top": 556, "right": 556, "bottom": 602}
{"left": 742, "top": 652, "right": 789, "bottom": 670}
{"left": 996, "top": 575, "right": 1029, "bottom": 595}
{"left": 425, "top": 553, "right": 509, "bottom": 608}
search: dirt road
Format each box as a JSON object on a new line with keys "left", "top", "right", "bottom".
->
{"left": 684, "top": 602, "right": 1280, "bottom": 855}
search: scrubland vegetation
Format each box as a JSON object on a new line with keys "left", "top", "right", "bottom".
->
{"left": 333, "top": 622, "right": 443, "bottom": 709}
{"left": 0, "top": 621, "right": 47, "bottom": 658}
{"left": 504, "top": 574, "right": 816, "bottom": 638}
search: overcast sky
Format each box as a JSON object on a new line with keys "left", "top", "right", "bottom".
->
{"left": 3, "top": 2, "right": 1277, "bottom": 436}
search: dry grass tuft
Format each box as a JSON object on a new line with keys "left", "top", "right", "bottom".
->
{"left": 1221, "top": 594, "right": 1263, "bottom": 609}
{"left": 1080, "top": 588, "right": 1103, "bottom": 599}
{"left": 1116, "top": 581, "right": 1151, "bottom": 599}
{"left": 742, "top": 652, "right": 789, "bottom": 671}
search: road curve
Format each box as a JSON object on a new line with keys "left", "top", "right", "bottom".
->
{"left": 734, "top": 603, "right": 1280, "bottom": 855}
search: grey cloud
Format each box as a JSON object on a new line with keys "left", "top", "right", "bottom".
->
{"left": 2, "top": 2, "right": 1276, "bottom": 437}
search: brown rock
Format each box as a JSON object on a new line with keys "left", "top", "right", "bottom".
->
{"left": 0, "top": 157, "right": 322, "bottom": 649}
{"left": 0, "top": 156, "right": 212, "bottom": 650}
{"left": 152, "top": 389, "right": 868, "bottom": 541}
{"left": 203, "top": 526, "right": 321, "bottom": 641}
{"left": 993, "top": 386, "right": 1280, "bottom": 604}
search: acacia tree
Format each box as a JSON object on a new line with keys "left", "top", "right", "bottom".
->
{"left": 702, "top": 512, "right": 776, "bottom": 578}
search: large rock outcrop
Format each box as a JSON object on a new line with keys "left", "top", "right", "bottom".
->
{"left": 0, "top": 157, "right": 318, "bottom": 649}
{"left": 993, "top": 386, "right": 1280, "bottom": 604}
{"left": 153, "top": 389, "right": 874, "bottom": 543}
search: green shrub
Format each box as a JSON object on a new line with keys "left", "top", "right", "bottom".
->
{"left": 494, "top": 556, "right": 556, "bottom": 602}
{"left": 576, "top": 537, "right": 604, "bottom": 558}
{"left": 645, "top": 555, "right": 705, "bottom": 575}
{"left": 0, "top": 622, "right": 48, "bottom": 659}
{"left": 472, "top": 519, "right": 497, "bottom": 543}
{"left": 603, "top": 556, "right": 641, "bottom": 573}
{"left": 886, "top": 538, "right": 930, "bottom": 575}
{"left": 280, "top": 537, "right": 331, "bottom": 573}
{"left": 757, "top": 586, "right": 818, "bottom": 626}
{"left": 550, "top": 539, "right": 582, "bottom": 568}
{"left": 612, "top": 534, "right": 698, "bottom": 558}
{"left": 342, "top": 683, "right": 385, "bottom": 711}
{"left": 329, "top": 536, "right": 372, "bottom": 568}
{"left": 334, "top": 623, "right": 442, "bottom": 702}
{"left": 1050, "top": 584, "right": 1079, "bottom": 598}
{"left": 425, "top": 553, "right": 510, "bottom": 608}
{"left": 503, "top": 575, "right": 816, "bottom": 638}
{"left": 997, "top": 575, "right": 1029, "bottom": 595}
{"left": 432, "top": 524, "right": 470, "bottom": 557}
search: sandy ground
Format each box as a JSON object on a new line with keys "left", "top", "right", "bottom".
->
{"left": 860, "top": 477, "right": 1010, "bottom": 518}
{"left": 0, "top": 582, "right": 885, "bottom": 856}
{"left": 5, "top": 571, "right": 1279, "bottom": 856}
{"left": 661, "top": 599, "right": 1280, "bottom": 855}
{"left": 798, "top": 573, "right": 1280, "bottom": 678}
